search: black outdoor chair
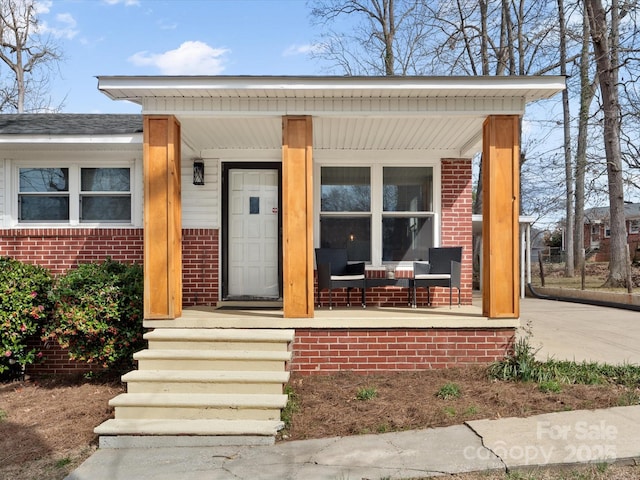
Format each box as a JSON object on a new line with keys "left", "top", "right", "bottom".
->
{"left": 411, "top": 246, "right": 462, "bottom": 308}
{"left": 315, "top": 248, "right": 366, "bottom": 309}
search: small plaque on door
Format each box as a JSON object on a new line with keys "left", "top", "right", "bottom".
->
{"left": 250, "top": 197, "right": 259, "bottom": 214}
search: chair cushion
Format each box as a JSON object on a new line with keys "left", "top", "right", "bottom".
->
{"left": 415, "top": 273, "right": 451, "bottom": 280}
{"left": 331, "top": 274, "right": 365, "bottom": 281}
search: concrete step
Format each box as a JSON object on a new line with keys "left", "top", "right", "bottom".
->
{"left": 133, "top": 349, "right": 291, "bottom": 371}
{"left": 109, "top": 393, "right": 287, "bottom": 421}
{"left": 95, "top": 418, "right": 284, "bottom": 436}
{"left": 122, "top": 370, "right": 290, "bottom": 394}
{"left": 144, "top": 328, "right": 295, "bottom": 352}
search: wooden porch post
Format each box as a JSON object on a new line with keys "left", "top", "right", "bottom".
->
{"left": 282, "top": 116, "right": 314, "bottom": 318}
{"left": 143, "top": 115, "right": 182, "bottom": 319}
{"left": 482, "top": 115, "right": 520, "bottom": 319}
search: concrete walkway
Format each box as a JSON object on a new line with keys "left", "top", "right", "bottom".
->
{"left": 66, "top": 297, "right": 640, "bottom": 479}
{"left": 521, "top": 297, "right": 640, "bottom": 365}
{"left": 66, "top": 405, "right": 640, "bottom": 480}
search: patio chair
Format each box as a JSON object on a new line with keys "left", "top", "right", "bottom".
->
{"left": 315, "top": 248, "right": 366, "bottom": 309}
{"left": 411, "top": 246, "right": 462, "bottom": 308}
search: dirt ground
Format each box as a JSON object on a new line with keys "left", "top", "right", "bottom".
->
{"left": 2, "top": 367, "right": 640, "bottom": 480}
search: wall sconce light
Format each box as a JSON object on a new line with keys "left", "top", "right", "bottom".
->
{"left": 193, "top": 161, "right": 205, "bottom": 185}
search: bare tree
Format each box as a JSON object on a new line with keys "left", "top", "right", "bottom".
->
{"left": 310, "top": 0, "right": 432, "bottom": 75}
{"left": 0, "top": 0, "right": 62, "bottom": 113}
{"left": 558, "top": 0, "right": 575, "bottom": 277}
{"left": 585, "top": 0, "right": 630, "bottom": 287}
{"left": 573, "top": 4, "right": 598, "bottom": 276}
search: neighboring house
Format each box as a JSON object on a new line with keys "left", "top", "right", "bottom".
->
{"left": 584, "top": 203, "right": 640, "bottom": 262}
{"left": 0, "top": 76, "right": 564, "bottom": 441}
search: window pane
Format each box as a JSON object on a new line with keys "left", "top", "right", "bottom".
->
{"left": 383, "top": 167, "right": 432, "bottom": 212}
{"left": 81, "top": 168, "right": 130, "bottom": 192}
{"left": 320, "top": 216, "right": 371, "bottom": 262}
{"left": 321, "top": 167, "right": 370, "bottom": 212}
{"left": 19, "top": 196, "right": 69, "bottom": 221}
{"left": 81, "top": 196, "right": 131, "bottom": 222}
{"left": 19, "top": 168, "right": 69, "bottom": 192}
{"left": 382, "top": 217, "right": 433, "bottom": 261}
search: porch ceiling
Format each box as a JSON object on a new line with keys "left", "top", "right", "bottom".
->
{"left": 178, "top": 115, "right": 485, "bottom": 156}
{"left": 98, "top": 75, "right": 565, "bottom": 158}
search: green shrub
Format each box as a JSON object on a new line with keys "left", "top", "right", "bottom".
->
{"left": 44, "top": 259, "right": 144, "bottom": 373}
{"left": 0, "top": 257, "right": 52, "bottom": 376}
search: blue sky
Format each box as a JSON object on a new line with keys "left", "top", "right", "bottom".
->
{"left": 39, "top": 0, "right": 324, "bottom": 113}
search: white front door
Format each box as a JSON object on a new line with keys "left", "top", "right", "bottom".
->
{"left": 227, "top": 169, "right": 280, "bottom": 298}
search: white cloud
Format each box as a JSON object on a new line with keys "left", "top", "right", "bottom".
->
{"left": 38, "top": 12, "right": 78, "bottom": 39}
{"left": 128, "top": 41, "right": 229, "bottom": 75}
{"left": 283, "top": 43, "right": 325, "bottom": 57}
{"left": 34, "top": 0, "right": 52, "bottom": 15}
{"left": 102, "top": 0, "right": 140, "bottom": 6}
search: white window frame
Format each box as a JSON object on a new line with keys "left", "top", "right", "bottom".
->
{"left": 629, "top": 219, "right": 640, "bottom": 235}
{"left": 314, "top": 153, "right": 441, "bottom": 268}
{"left": 8, "top": 156, "right": 142, "bottom": 228}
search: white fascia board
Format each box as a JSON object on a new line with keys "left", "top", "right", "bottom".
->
{"left": 0, "top": 133, "right": 143, "bottom": 144}
{"left": 98, "top": 75, "right": 566, "bottom": 102}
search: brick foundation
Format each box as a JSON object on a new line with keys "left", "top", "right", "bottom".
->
{"left": 290, "top": 328, "right": 515, "bottom": 373}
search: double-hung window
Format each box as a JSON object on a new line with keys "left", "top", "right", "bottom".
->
{"left": 319, "top": 164, "right": 435, "bottom": 265}
{"left": 18, "top": 165, "right": 132, "bottom": 224}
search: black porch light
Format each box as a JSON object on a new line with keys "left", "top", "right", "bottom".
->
{"left": 193, "top": 160, "right": 205, "bottom": 185}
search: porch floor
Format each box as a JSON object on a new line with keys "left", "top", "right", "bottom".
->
{"left": 144, "top": 297, "right": 520, "bottom": 330}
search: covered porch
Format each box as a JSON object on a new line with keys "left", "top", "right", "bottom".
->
{"left": 98, "top": 75, "right": 565, "bottom": 322}
{"left": 94, "top": 75, "right": 563, "bottom": 444}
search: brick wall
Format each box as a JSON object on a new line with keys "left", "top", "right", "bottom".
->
{"left": 440, "top": 159, "right": 473, "bottom": 305}
{"left": 182, "top": 229, "right": 219, "bottom": 306}
{"left": 0, "top": 228, "right": 144, "bottom": 274}
{"left": 291, "top": 328, "right": 515, "bottom": 373}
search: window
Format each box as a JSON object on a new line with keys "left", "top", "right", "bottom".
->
{"left": 319, "top": 165, "right": 435, "bottom": 264}
{"left": 320, "top": 167, "right": 371, "bottom": 261}
{"left": 80, "top": 168, "right": 131, "bottom": 222}
{"left": 630, "top": 219, "right": 640, "bottom": 235}
{"left": 18, "top": 165, "right": 132, "bottom": 224}
{"left": 604, "top": 223, "right": 611, "bottom": 238}
{"left": 19, "top": 168, "right": 70, "bottom": 221}
{"left": 382, "top": 167, "right": 433, "bottom": 261}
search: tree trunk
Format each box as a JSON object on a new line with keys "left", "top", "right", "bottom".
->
{"left": 574, "top": 5, "right": 596, "bottom": 275}
{"left": 558, "top": 0, "right": 574, "bottom": 277}
{"left": 586, "top": 0, "right": 629, "bottom": 287}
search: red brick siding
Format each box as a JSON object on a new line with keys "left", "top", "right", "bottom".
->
{"left": 0, "top": 227, "right": 219, "bottom": 305}
{"left": 0, "top": 228, "right": 144, "bottom": 274}
{"left": 182, "top": 229, "right": 219, "bottom": 307}
{"left": 290, "top": 328, "right": 515, "bottom": 373}
{"left": 440, "top": 159, "right": 473, "bottom": 305}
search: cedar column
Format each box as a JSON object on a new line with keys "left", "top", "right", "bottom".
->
{"left": 482, "top": 115, "right": 520, "bottom": 319}
{"left": 143, "top": 115, "right": 182, "bottom": 319}
{"left": 282, "top": 116, "right": 314, "bottom": 318}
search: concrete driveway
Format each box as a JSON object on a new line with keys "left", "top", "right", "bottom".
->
{"left": 520, "top": 296, "right": 640, "bottom": 365}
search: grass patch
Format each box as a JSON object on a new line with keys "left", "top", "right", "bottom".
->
{"left": 538, "top": 380, "right": 562, "bottom": 393}
{"left": 0, "top": 409, "right": 6, "bottom": 422}
{"left": 436, "top": 382, "right": 461, "bottom": 400}
{"left": 281, "top": 384, "right": 299, "bottom": 431}
{"left": 355, "top": 386, "right": 378, "bottom": 401}
{"left": 55, "top": 458, "right": 72, "bottom": 469}
{"left": 489, "top": 336, "right": 640, "bottom": 387}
